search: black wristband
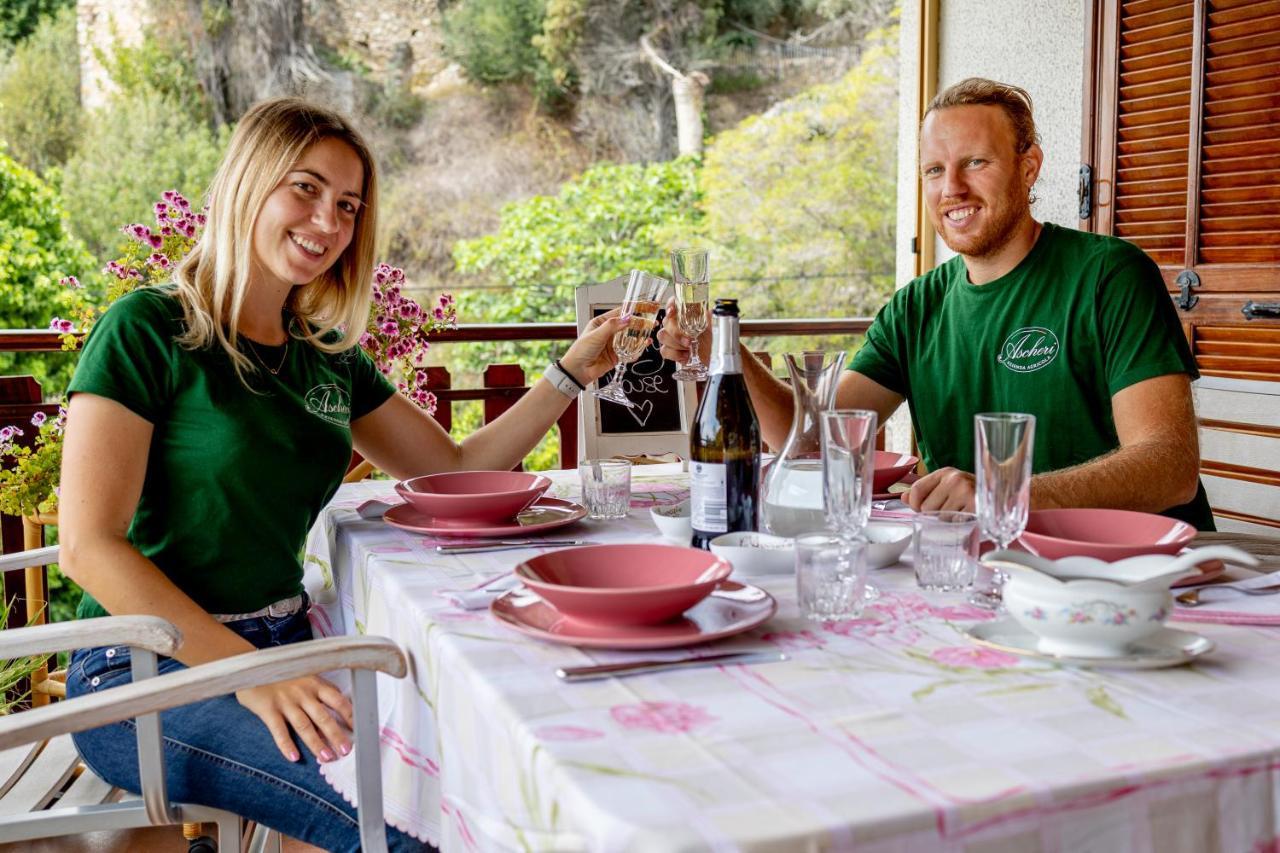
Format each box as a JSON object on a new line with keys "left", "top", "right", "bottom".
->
{"left": 554, "top": 358, "right": 586, "bottom": 391}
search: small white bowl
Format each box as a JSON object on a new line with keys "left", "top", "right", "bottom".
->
{"left": 864, "top": 522, "right": 912, "bottom": 569}
{"left": 709, "top": 532, "right": 795, "bottom": 577}
{"left": 650, "top": 501, "right": 692, "bottom": 544}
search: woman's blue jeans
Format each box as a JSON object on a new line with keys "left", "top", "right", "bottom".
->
{"left": 66, "top": 604, "right": 428, "bottom": 852}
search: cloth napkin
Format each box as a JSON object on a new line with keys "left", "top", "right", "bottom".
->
{"left": 436, "top": 573, "right": 522, "bottom": 610}
{"left": 1170, "top": 571, "right": 1280, "bottom": 626}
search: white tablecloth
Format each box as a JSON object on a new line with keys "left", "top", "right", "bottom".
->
{"left": 304, "top": 467, "right": 1280, "bottom": 852}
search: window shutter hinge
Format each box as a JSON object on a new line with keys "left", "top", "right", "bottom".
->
{"left": 1176, "top": 270, "right": 1200, "bottom": 312}
{"left": 1078, "top": 164, "right": 1093, "bottom": 220}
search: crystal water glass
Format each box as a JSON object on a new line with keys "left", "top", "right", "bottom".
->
{"left": 578, "top": 459, "right": 632, "bottom": 519}
{"left": 796, "top": 533, "right": 868, "bottom": 621}
{"left": 913, "top": 510, "right": 979, "bottom": 591}
{"left": 592, "top": 270, "right": 668, "bottom": 409}
{"left": 970, "top": 412, "right": 1036, "bottom": 610}
{"left": 820, "top": 409, "right": 880, "bottom": 601}
{"left": 670, "top": 248, "right": 710, "bottom": 381}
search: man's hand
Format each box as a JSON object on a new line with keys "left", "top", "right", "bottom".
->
{"left": 656, "top": 297, "right": 711, "bottom": 367}
{"left": 906, "top": 467, "right": 976, "bottom": 513}
{"left": 237, "top": 675, "right": 354, "bottom": 763}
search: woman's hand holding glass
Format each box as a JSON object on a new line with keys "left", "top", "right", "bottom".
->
{"left": 592, "top": 270, "right": 669, "bottom": 409}
{"left": 559, "top": 307, "right": 629, "bottom": 386}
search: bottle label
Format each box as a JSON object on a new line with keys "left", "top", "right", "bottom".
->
{"left": 690, "top": 461, "right": 728, "bottom": 532}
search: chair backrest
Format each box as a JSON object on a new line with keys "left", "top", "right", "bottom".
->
{"left": 575, "top": 276, "right": 697, "bottom": 462}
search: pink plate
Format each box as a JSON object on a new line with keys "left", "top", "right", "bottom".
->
{"left": 1019, "top": 508, "right": 1197, "bottom": 561}
{"left": 383, "top": 497, "right": 586, "bottom": 538}
{"left": 873, "top": 468, "right": 918, "bottom": 502}
{"left": 490, "top": 581, "right": 777, "bottom": 649}
{"left": 873, "top": 451, "right": 918, "bottom": 492}
{"left": 515, "top": 544, "right": 732, "bottom": 625}
{"left": 1172, "top": 553, "right": 1225, "bottom": 587}
{"left": 395, "top": 470, "right": 551, "bottom": 523}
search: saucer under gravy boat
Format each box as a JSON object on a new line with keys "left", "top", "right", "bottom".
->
{"left": 987, "top": 546, "right": 1257, "bottom": 658}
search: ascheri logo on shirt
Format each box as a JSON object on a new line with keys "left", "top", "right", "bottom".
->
{"left": 304, "top": 384, "right": 352, "bottom": 425}
{"left": 997, "top": 327, "right": 1060, "bottom": 373}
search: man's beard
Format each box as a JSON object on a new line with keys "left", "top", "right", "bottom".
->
{"left": 937, "top": 184, "right": 1030, "bottom": 260}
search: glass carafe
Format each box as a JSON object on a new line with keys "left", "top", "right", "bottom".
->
{"left": 760, "top": 350, "right": 847, "bottom": 537}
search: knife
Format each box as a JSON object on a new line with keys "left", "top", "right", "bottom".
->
{"left": 556, "top": 650, "right": 788, "bottom": 682}
{"left": 436, "top": 539, "right": 593, "bottom": 554}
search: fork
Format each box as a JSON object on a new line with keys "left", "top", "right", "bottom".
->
{"left": 1175, "top": 582, "right": 1280, "bottom": 607}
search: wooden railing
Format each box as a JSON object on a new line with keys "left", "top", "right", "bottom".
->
{"left": 1, "top": 315, "right": 872, "bottom": 520}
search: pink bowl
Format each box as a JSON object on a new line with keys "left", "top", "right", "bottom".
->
{"left": 514, "top": 544, "right": 733, "bottom": 626}
{"left": 395, "top": 471, "right": 551, "bottom": 522}
{"left": 1018, "top": 508, "right": 1197, "bottom": 561}
{"left": 873, "top": 451, "right": 918, "bottom": 492}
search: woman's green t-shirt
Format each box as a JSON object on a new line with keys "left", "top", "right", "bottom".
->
{"left": 67, "top": 287, "right": 396, "bottom": 618}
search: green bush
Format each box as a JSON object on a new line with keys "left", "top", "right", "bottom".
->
{"left": 0, "top": 6, "right": 81, "bottom": 175}
{"left": 59, "top": 90, "right": 228, "bottom": 261}
{"left": 96, "top": 26, "right": 212, "bottom": 128}
{"left": 0, "top": 150, "right": 93, "bottom": 394}
{"left": 442, "top": 0, "right": 547, "bottom": 86}
{"left": 700, "top": 23, "right": 898, "bottom": 341}
{"left": 0, "top": 0, "right": 70, "bottom": 48}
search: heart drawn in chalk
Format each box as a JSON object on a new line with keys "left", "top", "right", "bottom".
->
{"left": 627, "top": 398, "right": 655, "bottom": 428}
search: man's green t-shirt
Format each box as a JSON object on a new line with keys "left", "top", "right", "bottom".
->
{"left": 850, "top": 222, "right": 1214, "bottom": 530}
{"left": 68, "top": 287, "right": 397, "bottom": 618}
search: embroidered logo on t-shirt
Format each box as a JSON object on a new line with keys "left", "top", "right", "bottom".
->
{"left": 304, "top": 384, "right": 352, "bottom": 425}
{"left": 997, "top": 327, "right": 1060, "bottom": 373}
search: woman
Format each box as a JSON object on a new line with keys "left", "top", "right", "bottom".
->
{"left": 60, "top": 97, "right": 625, "bottom": 852}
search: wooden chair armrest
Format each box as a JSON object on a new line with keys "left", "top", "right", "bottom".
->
{"left": 0, "top": 545, "right": 59, "bottom": 572}
{"left": 0, "top": 635, "right": 407, "bottom": 750}
{"left": 0, "top": 615, "right": 182, "bottom": 659}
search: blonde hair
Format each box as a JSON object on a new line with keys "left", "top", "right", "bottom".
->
{"left": 171, "top": 97, "right": 379, "bottom": 377}
{"left": 926, "top": 78, "right": 1040, "bottom": 154}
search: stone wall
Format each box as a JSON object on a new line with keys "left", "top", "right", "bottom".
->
{"left": 304, "top": 0, "right": 447, "bottom": 91}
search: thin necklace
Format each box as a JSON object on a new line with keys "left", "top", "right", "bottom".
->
{"left": 247, "top": 338, "right": 289, "bottom": 375}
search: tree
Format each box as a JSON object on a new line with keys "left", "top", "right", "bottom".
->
{"left": 0, "top": 0, "right": 71, "bottom": 48}
{"left": 699, "top": 22, "right": 898, "bottom": 340}
{"left": 0, "top": 6, "right": 81, "bottom": 175}
{"left": 0, "top": 151, "right": 93, "bottom": 394}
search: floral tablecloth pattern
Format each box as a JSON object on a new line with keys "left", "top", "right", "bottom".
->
{"left": 304, "top": 468, "right": 1280, "bottom": 852}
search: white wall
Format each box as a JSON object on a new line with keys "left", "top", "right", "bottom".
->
{"left": 896, "top": 0, "right": 1088, "bottom": 277}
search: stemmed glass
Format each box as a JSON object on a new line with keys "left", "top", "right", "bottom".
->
{"left": 591, "top": 269, "right": 669, "bottom": 409}
{"left": 970, "top": 412, "right": 1036, "bottom": 610}
{"left": 820, "top": 409, "right": 879, "bottom": 600}
{"left": 670, "top": 248, "right": 710, "bottom": 382}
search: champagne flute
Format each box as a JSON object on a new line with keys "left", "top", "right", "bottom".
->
{"left": 670, "top": 248, "right": 710, "bottom": 382}
{"left": 821, "top": 409, "right": 880, "bottom": 600}
{"left": 970, "top": 412, "right": 1036, "bottom": 610}
{"left": 592, "top": 270, "right": 669, "bottom": 409}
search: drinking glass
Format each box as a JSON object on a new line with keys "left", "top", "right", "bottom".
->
{"left": 592, "top": 270, "right": 669, "bottom": 409}
{"left": 796, "top": 533, "right": 868, "bottom": 621}
{"left": 820, "top": 409, "right": 880, "bottom": 601}
{"left": 670, "top": 248, "right": 710, "bottom": 382}
{"left": 578, "top": 459, "right": 632, "bottom": 519}
{"left": 913, "top": 510, "right": 979, "bottom": 591}
{"left": 969, "top": 412, "right": 1036, "bottom": 610}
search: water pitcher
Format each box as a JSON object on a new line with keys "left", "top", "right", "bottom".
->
{"left": 760, "top": 351, "right": 847, "bottom": 537}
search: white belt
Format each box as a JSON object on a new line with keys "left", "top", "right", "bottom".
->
{"left": 212, "top": 594, "right": 305, "bottom": 624}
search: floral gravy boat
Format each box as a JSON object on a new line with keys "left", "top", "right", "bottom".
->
{"left": 988, "top": 546, "right": 1257, "bottom": 657}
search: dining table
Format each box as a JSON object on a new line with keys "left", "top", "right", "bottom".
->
{"left": 302, "top": 463, "right": 1280, "bottom": 852}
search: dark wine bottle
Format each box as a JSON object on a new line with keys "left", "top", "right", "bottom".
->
{"left": 690, "top": 299, "right": 761, "bottom": 550}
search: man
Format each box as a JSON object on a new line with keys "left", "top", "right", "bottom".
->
{"left": 658, "top": 77, "right": 1212, "bottom": 529}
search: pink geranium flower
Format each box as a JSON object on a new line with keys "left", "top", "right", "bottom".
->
{"left": 611, "top": 701, "right": 717, "bottom": 734}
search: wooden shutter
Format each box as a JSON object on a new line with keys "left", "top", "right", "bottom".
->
{"left": 1085, "top": 0, "right": 1280, "bottom": 382}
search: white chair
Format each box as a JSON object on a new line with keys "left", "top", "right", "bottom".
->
{"left": 0, "top": 545, "right": 406, "bottom": 852}
{"left": 575, "top": 275, "right": 698, "bottom": 461}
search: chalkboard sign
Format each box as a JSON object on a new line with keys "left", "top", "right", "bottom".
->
{"left": 594, "top": 306, "right": 682, "bottom": 434}
{"left": 575, "top": 277, "right": 697, "bottom": 462}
